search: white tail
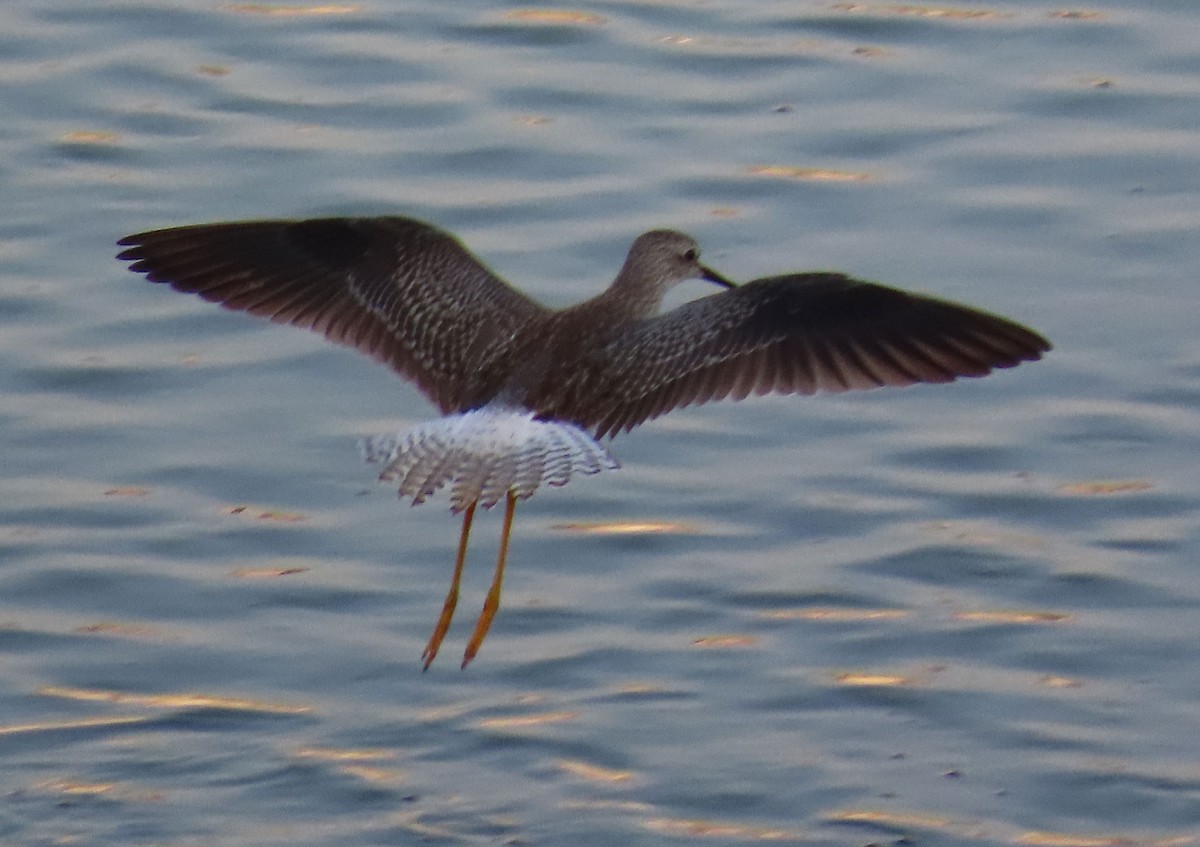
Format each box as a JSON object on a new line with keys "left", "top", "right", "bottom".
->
{"left": 362, "top": 408, "right": 619, "bottom": 512}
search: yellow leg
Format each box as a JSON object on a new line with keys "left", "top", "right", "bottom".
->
{"left": 421, "top": 502, "right": 476, "bottom": 670}
{"left": 462, "top": 491, "right": 517, "bottom": 669}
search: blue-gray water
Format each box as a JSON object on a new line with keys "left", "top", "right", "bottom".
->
{"left": 3, "top": 1, "right": 1199, "bottom": 845}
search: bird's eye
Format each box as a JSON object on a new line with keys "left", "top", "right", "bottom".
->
{"left": 683, "top": 248, "right": 698, "bottom": 262}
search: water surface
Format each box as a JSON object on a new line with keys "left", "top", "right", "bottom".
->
{"left": 2, "top": 1, "right": 1199, "bottom": 844}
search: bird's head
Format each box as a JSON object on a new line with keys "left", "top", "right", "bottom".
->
{"left": 613, "top": 230, "right": 735, "bottom": 312}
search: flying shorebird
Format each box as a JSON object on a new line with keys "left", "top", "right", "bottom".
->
{"left": 117, "top": 216, "right": 1050, "bottom": 669}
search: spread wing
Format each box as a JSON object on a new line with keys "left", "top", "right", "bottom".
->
{"left": 117, "top": 217, "right": 547, "bottom": 413}
{"left": 543, "top": 273, "right": 1051, "bottom": 439}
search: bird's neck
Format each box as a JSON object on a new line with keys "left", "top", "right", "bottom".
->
{"left": 589, "top": 277, "right": 664, "bottom": 324}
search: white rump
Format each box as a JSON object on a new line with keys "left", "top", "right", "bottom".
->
{"left": 362, "top": 408, "right": 619, "bottom": 512}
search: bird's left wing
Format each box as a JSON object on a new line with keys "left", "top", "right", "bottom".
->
{"left": 540, "top": 272, "right": 1050, "bottom": 439}
{"left": 118, "top": 217, "right": 548, "bottom": 413}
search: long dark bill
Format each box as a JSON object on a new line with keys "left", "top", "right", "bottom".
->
{"left": 701, "top": 265, "right": 737, "bottom": 289}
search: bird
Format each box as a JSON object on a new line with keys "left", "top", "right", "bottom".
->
{"left": 117, "top": 216, "right": 1051, "bottom": 669}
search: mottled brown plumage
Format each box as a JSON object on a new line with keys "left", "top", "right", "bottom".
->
{"left": 117, "top": 216, "right": 1049, "bottom": 437}
{"left": 117, "top": 215, "right": 1051, "bottom": 668}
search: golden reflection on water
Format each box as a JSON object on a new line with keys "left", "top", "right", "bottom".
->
{"left": 1039, "top": 675, "right": 1083, "bottom": 689}
{"left": 603, "top": 681, "right": 687, "bottom": 699}
{"left": 230, "top": 566, "right": 310, "bottom": 578}
{"left": 476, "top": 710, "right": 580, "bottom": 729}
{"left": 74, "top": 620, "right": 169, "bottom": 638}
{"left": 102, "top": 486, "right": 149, "bottom": 497}
{"left": 557, "top": 758, "right": 636, "bottom": 784}
{"left": 59, "top": 131, "right": 120, "bottom": 145}
{"left": 220, "top": 3, "right": 360, "bottom": 15}
{"left": 554, "top": 520, "right": 697, "bottom": 535}
{"left": 295, "top": 746, "right": 397, "bottom": 762}
{"left": 834, "top": 672, "right": 911, "bottom": 687}
{"left": 758, "top": 607, "right": 909, "bottom": 621}
{"left": 828, "top": 808, "right": 952, "bottom": 828}
{"left": 746, "top": 165, "right": 873, "bottom": 182}
{"left": 953, "top": 610, "right": 1071, "bottom": 624}
{"left": 1057, "top": 480, "right": 1154, "bottom": 495}
{"left": 690, "top": 635, "right": 759, "bottom": 649}
{"left": 0, "top": 715, "right": 147, "bottom": 736}
{"left": 760, "top": 606, "right": 1068, "bottom": 625}
{"left": 294, "top": 748, "right": 405, "bottom": 783}
{"left": 1018, "top": 832, "right": 1196, "bottom": 847}
{"left": 38, "top": 685, "right": 311, "bottom": 714}
{"left": 223, "top": 505, "right": 310, "bottom": 522}
{"left": 38, "top": 779, "right": 116, "bottom": 795}
{"left": 504, "top": 10, "right": 607, "bottom": 25}
{"left": 644, "top": 816, "right": 803, "bottom": 840}
{"left": 828, "top": 809, "right": 1196, "bottom": 846}
{"left": 830, "top": 3, "right": 1011, "bottom": 20}
{"left": 32, "top": 778, "right": 165, "bottom": 804}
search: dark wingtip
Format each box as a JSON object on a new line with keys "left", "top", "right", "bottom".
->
{"left": 116, "top": 232, "right": 150, "bottom": 262}
{"left": 999, "top": 324, "right": 1053, "bottom": 363}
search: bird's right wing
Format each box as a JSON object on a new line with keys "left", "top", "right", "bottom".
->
{"left": 117, "top": 217, "right": 548, "bottom": 413}
{"left": 545, "top": 272, "right": 1051, "bottom": 439}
